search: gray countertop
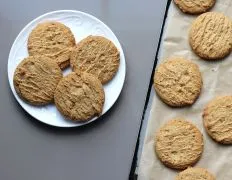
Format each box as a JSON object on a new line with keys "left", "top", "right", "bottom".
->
{"left": 0, "top": 1, "right": 167, "bottom": 179}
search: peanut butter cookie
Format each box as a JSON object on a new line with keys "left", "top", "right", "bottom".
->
{"left": 28, "top": 22, "right": 75, "bottom": 69}
{"left": 54, "top": 71, "right": 105, "bottom": 122}
{"left": 174, "top": 0, "right": 216, "bottom": 14}
{"left": 176, "top": 167, "right": 215, "bottom": 180}
{"left": 154, "top": 57, "right": 202, "bottom": 107}
{"left": 13, "top": 56, "right": 62, "bottom": 105}
{"left": 155, "top": 119, "right": 204, "bottom": 170}
{"left": 189, "top": 12, "right": 232, "bottom": 60}
{"left": 203, "top": 96, "right": 232, "bottom": 144}
{"left": 70, "top": 35, "right": 120, "bottom": 84}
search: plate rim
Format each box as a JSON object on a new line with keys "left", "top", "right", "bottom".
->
{"left": 7, "top": 9, "right": 126, "bottom": 128}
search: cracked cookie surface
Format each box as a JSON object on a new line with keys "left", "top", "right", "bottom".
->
{"left": 28, "top": 22, "right": 75, "bottom": 69}
{"left": 203, "top": 96, "right": 232, "bottom": 144}
{"left": 174, "top": 0, "right": 216, "bottom": 14}
{"left": 54, "top": 71, "right": 105, "bottom": 122}
{"left": 189, "top": 12, "right": 232, "bottom": 60}
{"left": 13, "top": 56, "right": 62, "bottom": 105}
{"left": 155, "top": 119, "right": 204, "bottom": 170}
{"left": 176, "top": 167, "right": 215, "bottom": 180}
{"left": 154, "top": 57, "right": 202, "bottom": 107}
{"left": 70, "top": 35, "right": 120, "bottom": 84}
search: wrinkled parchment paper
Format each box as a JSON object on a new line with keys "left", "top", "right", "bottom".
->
{"left": 138, "top": 1, "right": 232, "bottom": 179}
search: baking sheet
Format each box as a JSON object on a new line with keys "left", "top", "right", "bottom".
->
{"left": 138, "top": 1, "right": 232, "bottom": 179}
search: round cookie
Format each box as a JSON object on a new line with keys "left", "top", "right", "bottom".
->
{"left": 203, "top": 96, "right": 232, "bottom": 144}
{"left": 189, "top": 12, "right": 232, "bottom": 60}
{"left": 28, "top": 22, "right": 75, "bottom": 69}
{"left": 176, "top": 167, "right": 215, "bottom": 180}
{"left": 13, "top": 56, "right": 63, "bottom": 105}
{"left": 174, "top": 0, "right": 216, "bottom": 14}
{"left": 54, "top": 71, "right": 105, "bottom": 122}
{"left": 70, "top": 35, "right": 120, "bottom": 84}
{"left": 155, "top": 119, "right": 204, "bottom": 170}
{"left": 154, "top": 57, "right": 202, "bottom": 107}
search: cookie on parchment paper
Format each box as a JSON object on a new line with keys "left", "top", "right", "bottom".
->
{"left": 189, "top": 12, "right": 232, "bottom": 60}
{"left": 28, "top": 22, "right": 75, "bottom": 69}
{"left": 54, "top": 71, "right": 105, "bottom": 122}
{"left": 70, "top": 35, "right": 120, "bottom": 84}
{"left": 174, "top": 0, "right": 216, "bottom": 14}
{"left": 176, "top": 167, "right": 215, "bottom": 180}
{"left": 154, "top": 57, "right": 202, "bottom": 107}
{"left": 203, "top": 96, "right": 232, "bottom": 144}
{"left": 13, "top": 56, "right": 62, "bottom": 105}
{"left": 155, "top": 119, "right": 204, "bottom": 170}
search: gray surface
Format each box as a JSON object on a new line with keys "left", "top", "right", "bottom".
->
{"left": 0, "top": 1, "right": 167, "bottom": 179}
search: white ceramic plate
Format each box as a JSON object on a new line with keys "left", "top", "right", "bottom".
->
{"left": 8, "top": 10, "right": 126, "bottom": 127}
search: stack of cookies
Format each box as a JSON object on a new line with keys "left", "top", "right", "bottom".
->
{"left": 13, "top": 21, "right": 120, "bottom": 122}
{"left": 152, "top": 0, "right": 232, "bottom": 179}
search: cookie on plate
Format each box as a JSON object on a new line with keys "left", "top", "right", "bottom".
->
{"left": 203, "top": 96, "right": 232, "bottom": 144}
{"left": 154, "top": 57, "right": 202, "bottom": 107}
{"left": 28, "top": 22, "right": 75, "bottom": 69}
{"left": 176, "top": 167, "right": 215, "bottom": 180}
{"left": 174, "top": 0, "right": 216, "bottom": 14}
{"left": 54, "top": 71, "right": 105, "bottom": 122}
{"left": 70, "top": 35, "right": 120, "bottom": 84}
{"left": 13, "top": 56, "right": 62, "bottom": 105}
{"left": 155, "top": 119, "right": 204, "bottom": 170}
{"left": 189, "top": 12, "right": 232, "bottom": 60}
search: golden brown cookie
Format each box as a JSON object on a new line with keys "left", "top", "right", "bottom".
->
{"left": 13, "top": 56, "right": 62, "bottom": 105}
{"left": 28, "top": 22, "right": 75, "bottom": 69}
{"left": 203, "top": 96, "right": 232, "bottom": 144}
{"left": 174, "top": 0, "right": 216, "bottom": 14}
{"left": 176, "top": 167, "right": 215, "bottom": 180}
{"left": 154, "top": 57, "right": 202, "bottom": 107}
{"left": 155, "top": 119, "right": 204, "bottom": 170}
{"left": 70, "top": 35, "right": 120, "bottom": 84}
{"left": 189, "top": 12, "right": 232, "bottom": 60}
{"left": 54, "top": 71, "right": 105, "bottom": 122}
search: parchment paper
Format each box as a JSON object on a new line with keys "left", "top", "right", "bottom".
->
{"left": 138, "top": 1, "right": 232, "bottom": 179}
